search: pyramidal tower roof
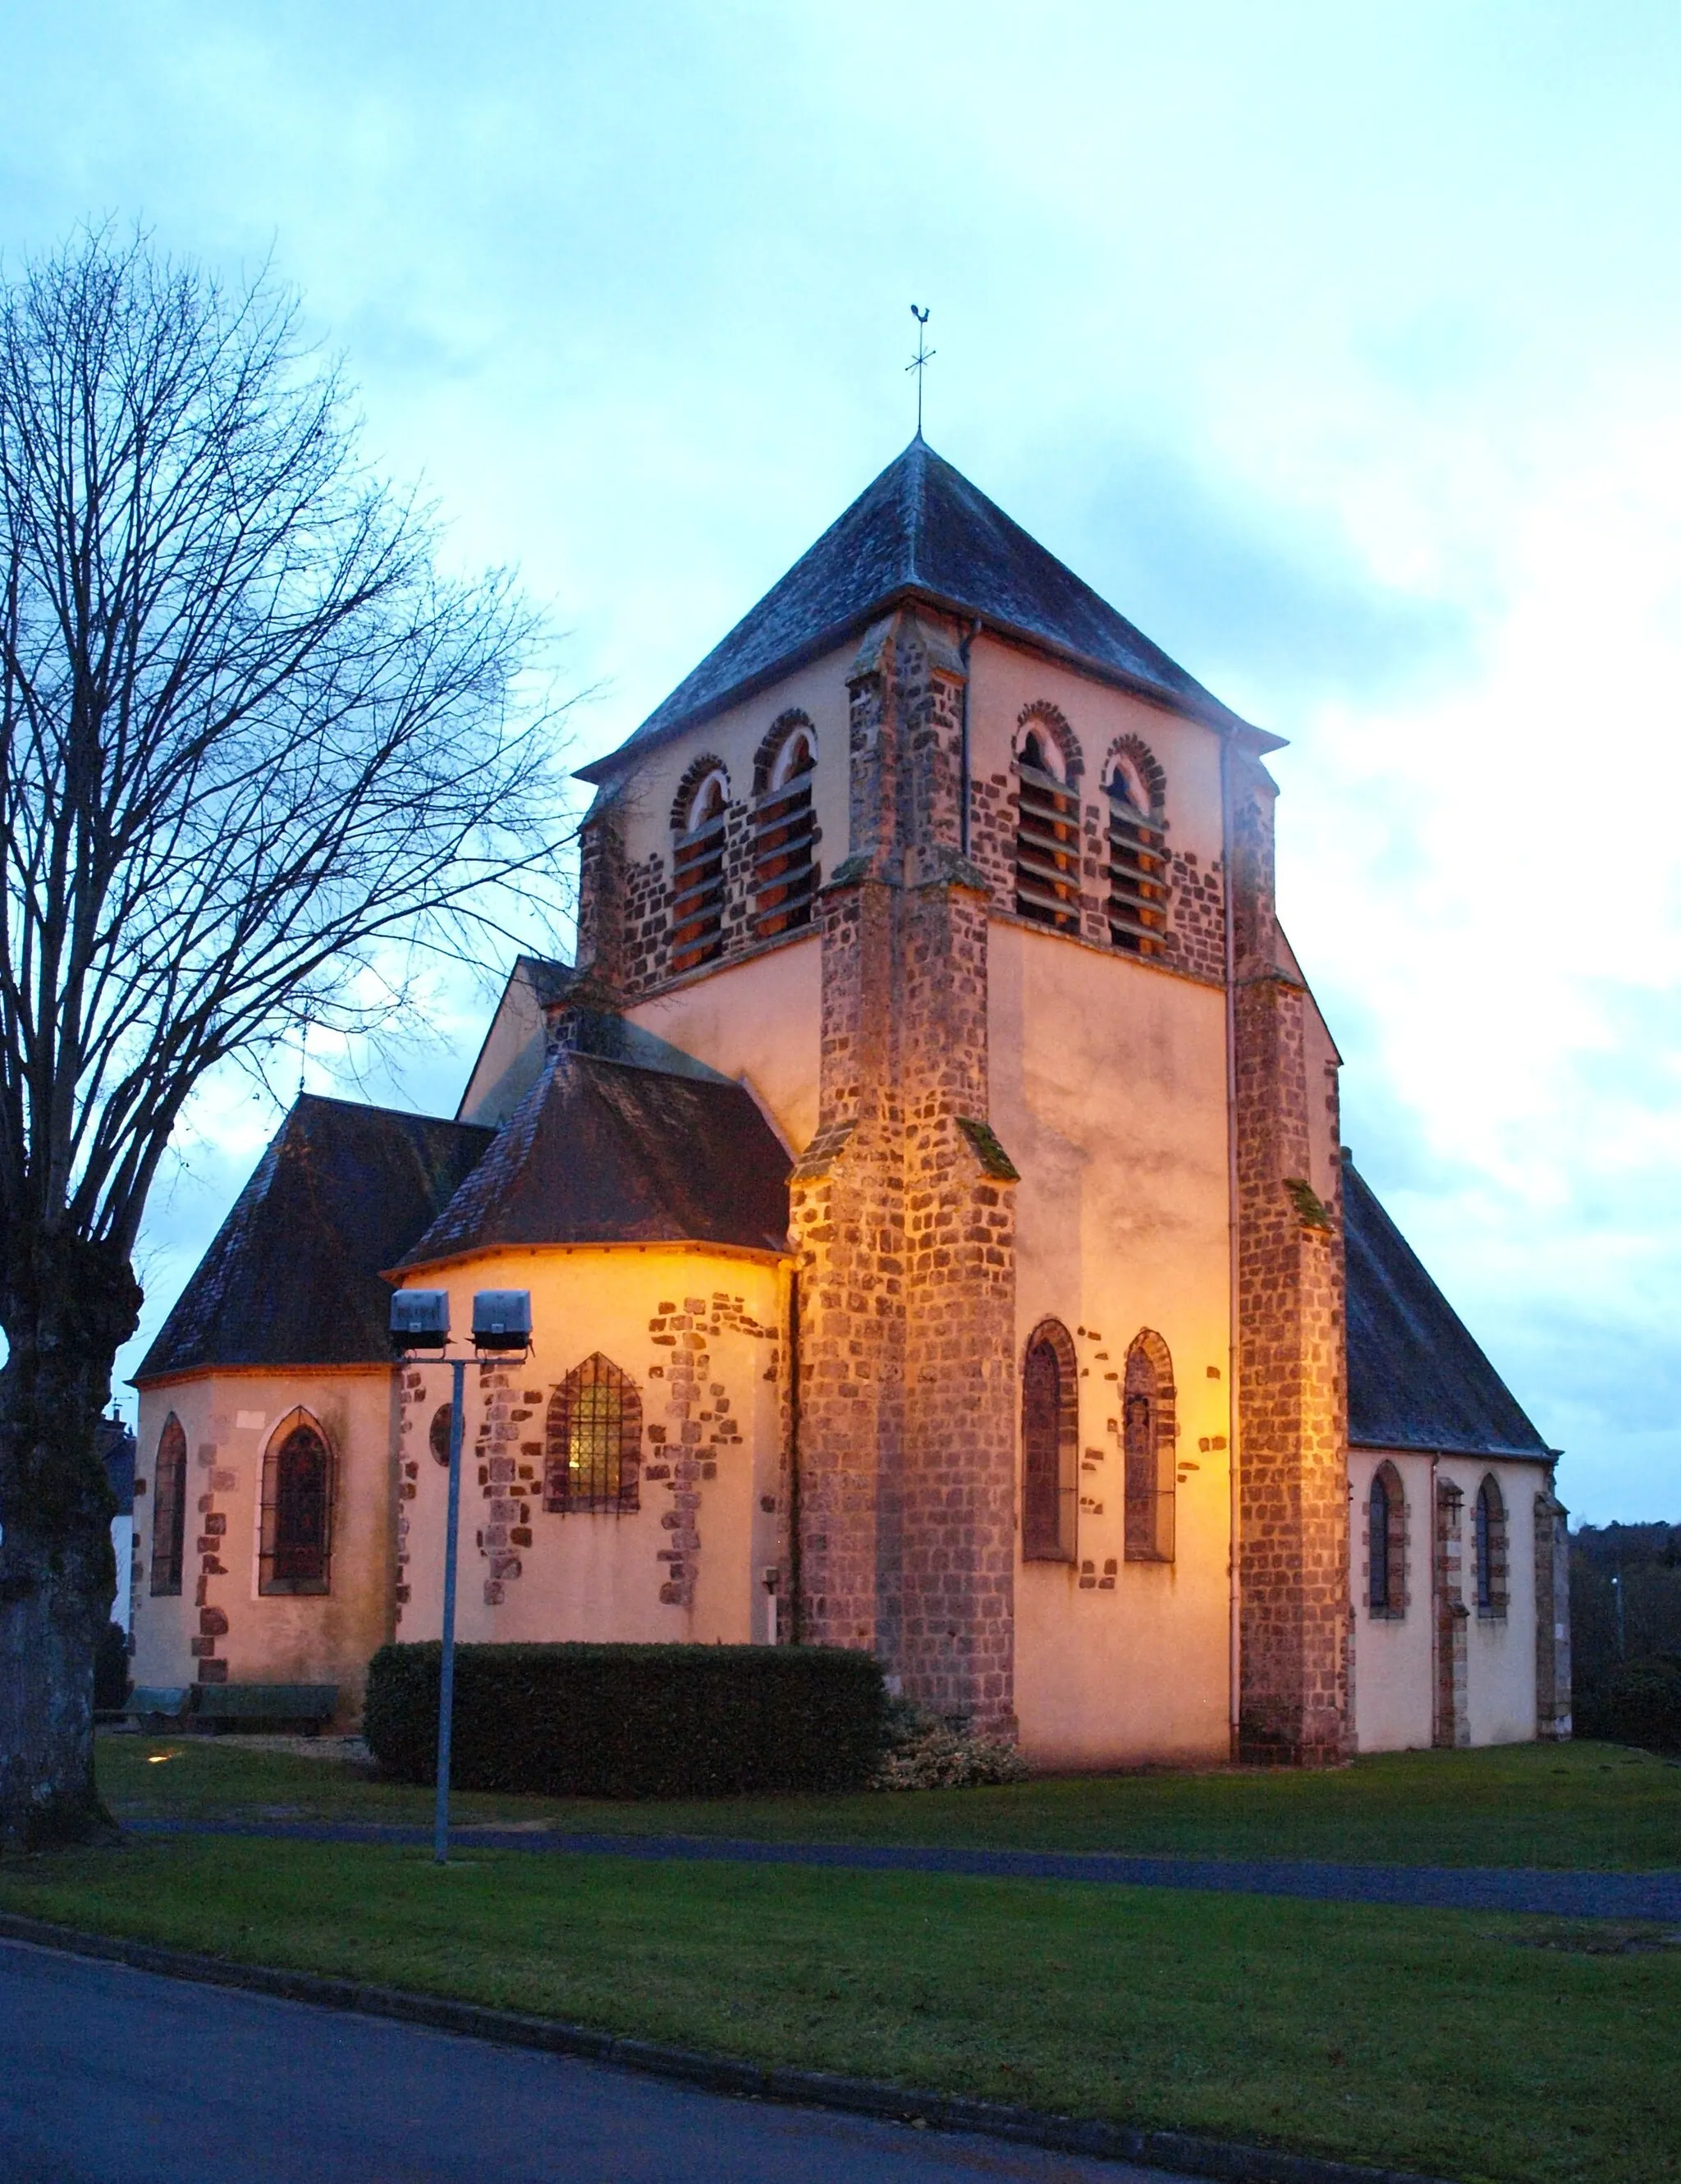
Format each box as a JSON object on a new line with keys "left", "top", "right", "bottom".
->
{"left": 577, "top": 437, "right": 1264, "bottom": 785}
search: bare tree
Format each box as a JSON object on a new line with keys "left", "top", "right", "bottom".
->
{"left": 0, "top": 228, "right": 567, "bottom": 1847}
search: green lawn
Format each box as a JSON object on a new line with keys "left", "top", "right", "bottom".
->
{"left": 97, "top": 1733, "right": 1681, "bottom": 1871}
{"left": 2, "top": 1834, "right": 1678, "bottom": 2184}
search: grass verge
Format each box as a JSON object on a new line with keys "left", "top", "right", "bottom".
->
{"left": 98, "top": 1733, "right": 1681, "bottom": 1871}
{"left": 2, "top": 1835, "right": 1679, "bottom": 2184}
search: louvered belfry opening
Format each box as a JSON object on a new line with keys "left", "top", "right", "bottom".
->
{"left": 753, "top": 728, "right": 818, "bottom": 939}
{"left": 671, "top": 770, "right": 728, "bottom": 975}
{"left": 1106, "top": 764, "right": 1170, "bottom": 957}
{"left": 545, "top": 1353, "right": 642, "bottom": 1514}
{"left": 1014, "top": 732, "right": 1082, "bottom": 936}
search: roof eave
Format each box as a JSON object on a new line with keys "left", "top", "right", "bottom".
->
{"left": 574, "top": 584, "right": 1284, "bottom": 787}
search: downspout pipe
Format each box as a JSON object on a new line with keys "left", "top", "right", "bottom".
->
{"left": 1221, "top": 732, "right": 1243, "bottom": 1761}
{"left": 958, "top": 620, "right": 982, "bottom": 857}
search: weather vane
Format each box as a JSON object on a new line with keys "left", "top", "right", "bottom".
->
{"left": 906, "top": 304, "right": 935, "bottom": 437}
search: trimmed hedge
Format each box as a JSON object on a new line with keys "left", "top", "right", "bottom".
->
{"left": 1574, "top": 1654, "right": 1681, "bottom": 1755}
{"left": 363, "top": 1641, "right": 888, "bottom": 1797}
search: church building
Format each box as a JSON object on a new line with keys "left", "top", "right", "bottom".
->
{"left": 128, "top": 439, "right": 1571, "bottom": 1765}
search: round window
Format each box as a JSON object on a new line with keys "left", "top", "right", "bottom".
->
{"left": 428, "top": 1403, "right": 454, "bottom": 1467}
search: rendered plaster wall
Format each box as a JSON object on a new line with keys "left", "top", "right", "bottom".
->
{"left": 992, "top": 919, "right": 1235, "bottom": 1766}
{"left": 392, "top": 1245, "right": 786, "bottom": 1650}
{"left": 628, "top": 936, "right": 822, "bottom": 1155}
{"left": 1349, "top": 1449, "right": 1550, "bottom": 1751}
{"left": 131, "top": 1368, "right": 396, "bottom": 1717}
{"left": 1348, "top": 1448, "right": 1434, "bottom": 1753}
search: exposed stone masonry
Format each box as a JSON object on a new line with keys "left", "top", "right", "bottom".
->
{"left": 190, "top": 1440, "right": 233, "bottom": 1683}
{"left": 790, "top": 610, "right": 1018, "bottom": 1733}
{"left": 1232, "top": 762, "right": 1350, "bottom": 1765}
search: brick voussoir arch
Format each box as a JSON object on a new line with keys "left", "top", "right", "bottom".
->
{"left": 1102, "top": 732, "right": 1168, "bottom": 820}
{"left": 1013, "top": 700, "right": 1083, "bottom": 784}
{"left": 752, "top": 708, "right": 818, "bottom": 799}
{"left": 669, "top": 752, "right": 731, "bottom": 834}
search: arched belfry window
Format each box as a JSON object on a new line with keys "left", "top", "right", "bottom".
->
{"left": 259, "top": 1411, "right": 334, "bottom": 1595}
{"left": 545, "top": 1354, "right": 642, "bottom": 1514}
{"left": 1368, "top": 1461, "right": 1407, "bottom": 1618}
{"left": 1021, "top": 1319, "right": 1078, "bottom": 1561}
{"left": 149, "top": 1413, "right": 188, "bottom": 1598}
{"left": 1475, "top": 1472, "right": 1508, "bottom": 1619}
{"left": 671, "top": 759, "right": 731, "bottom": 975}
{"left": 1014, "top": 714, "right": 1082, "bottom": 937}
{"left": 1103, "top": 738, "right": 1170, "bottom": 958}
{"left": 753, "top": 714, "right": 820, "bottom": 939}
{"left": 1123, "top": 1330, "right": 1176, "bottom": 1563}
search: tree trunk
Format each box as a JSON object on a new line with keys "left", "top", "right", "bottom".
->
{"left": 0, "top": 1236, "right": 141, "bottom": 1850}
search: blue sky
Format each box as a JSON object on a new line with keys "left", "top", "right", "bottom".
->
{"left": 5, "top": 2, "right": 1679, "bottom": 1520}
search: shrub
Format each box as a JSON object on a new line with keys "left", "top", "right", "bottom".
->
{"left": 1574, "top": 1655, "right": 1681, "bottom": 1754}
{"left": 363, "top": 1641, "right": 887, "bottom": 1797}
{"left": 869, "top": 1698, "right": 1029, "bottom": 1791}
{"left": 93, "top": 1621, "right": 131, "bottom": 1713}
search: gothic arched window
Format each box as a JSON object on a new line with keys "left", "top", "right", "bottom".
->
{"left": 671, "top": 759, "right": 731, "bottom": 974}
{"left": 1021, "top": 1319, "right": 1078, "bottom": 1561}
{"left": 1475, "top": 1472, "right": 1508, "bottom": 1619}
{"left": 545, "top": 1354, "right": 642, "bottom": 1514}
{"left": 1368, "top": 1461, "right": 1407, "bottom": 1617}
{"left": 753, "top": 715, "right": 820, "bottom": 940}
{"left": 149, "top": 1413, "right": 188, "bottom": 1598}
{"left": 1103, "top": 738, "right": 1170, "bottom": 958}
{"left": 259, "top": 1412, "right": 334, "bottom": 1595}
{"left": 1014, "top": 718, "right": 1081, "bottom": 937}
{"left": 1123, "top": 1330, "right": 1176, "bottom": 1563}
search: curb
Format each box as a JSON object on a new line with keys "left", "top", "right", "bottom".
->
{"left": 0, "top": 1909, "right": 1451, "bottom": 2184}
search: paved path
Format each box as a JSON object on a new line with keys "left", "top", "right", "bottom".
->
{"left": 130, "top": 1817, "right": 1681, "bottom": 1922}
{"left": 0, "top": 1937, "right": 1178, "bottom": 2184}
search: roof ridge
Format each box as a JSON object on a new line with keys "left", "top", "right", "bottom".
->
{"left": 294, "top": 1088, "right": 492, "bottom": 1131}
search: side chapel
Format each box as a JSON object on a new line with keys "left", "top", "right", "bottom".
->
{"left": 129, "top": 439, "right": 1572, "bottom": 1764}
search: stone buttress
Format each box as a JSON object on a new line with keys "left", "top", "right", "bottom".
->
{"left": 1230, "top": 753, "right": 1350, "bottom": 1764}
{"left": 790, "top": 611, "right": 1019, "bottom": 1733}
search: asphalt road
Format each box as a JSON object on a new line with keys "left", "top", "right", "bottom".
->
{"left": 0, "top": 1939, "right": 1180, "bottom": 2184}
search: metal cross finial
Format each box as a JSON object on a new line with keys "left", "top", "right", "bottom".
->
{"left": 906, "top": 304, "right": 935, "bottom": 437}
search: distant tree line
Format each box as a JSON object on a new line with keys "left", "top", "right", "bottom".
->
{"left": 1571, "top": 1522, "right": 1681, "bottom": 1688}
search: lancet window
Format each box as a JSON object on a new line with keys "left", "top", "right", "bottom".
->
{"left": 149, "top": 1413, "right": 188, "bottom": 1598}
{"left": 1021, "top": 1319, "right": 1079, "bottom": 1562}
{"left": 671, "top": 761, "right": 731, "bottom": 975}
{"left": 1014, "top": 727, "right": 1082, "bottom": 936}
{"left": 753, "top": 716, "right": 819, "bottom": 940}
{"left": 1104, "top": 744, "right": 1170, "bottom": 959}
{"left": 1474, "top": 1472, "right": 1508, "bottom": 1619}
{"left": 1123, "top": 1330, "right": 1177, "bottom": 1563}
{"left": 259, "top": 1412, "right": 334, "bottom": 1595}
{"left": 1367, "top": 1461, "right": 1407, "bottom": 1617}
{"left": 544, "top": 1353, "right": 641, "bottom": 1514}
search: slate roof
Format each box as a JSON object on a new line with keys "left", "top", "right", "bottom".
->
{"left": 135, "top": 1097, "right": 495, "bottom": 1381}
{"left": 398, "top": 1047, "right": 791, "bottom": 1266}
{"left": 577, "top": 437, "right": 1266, "bottom": 785}
{"left": 1344, "top": 1158, "right": 1551, "bottom": 1459}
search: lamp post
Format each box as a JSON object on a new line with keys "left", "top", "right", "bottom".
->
{"left": 391, "top": 1286, "right": 532, "bottom": 1865}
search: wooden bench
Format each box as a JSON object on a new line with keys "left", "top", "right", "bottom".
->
{"left": 126, "top": 1685, "right": 197, "bottom": 1730}
{"left": 192, "top": 1683, "right": 341, "bottom": 1735}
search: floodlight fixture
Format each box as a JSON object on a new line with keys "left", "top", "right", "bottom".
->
{"left": 390, "top": 1289, "right": 449, "bottom": 1356}
{"left": 472, "top": 1289, "right": 532, "bottom": 1352}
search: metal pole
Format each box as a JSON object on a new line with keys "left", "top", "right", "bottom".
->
{"left": 434, "top": 1354, "right": 467, "bottom": 1865}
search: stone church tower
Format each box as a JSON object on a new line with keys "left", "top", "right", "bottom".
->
{"left": 571, "top": 438, "right": 1358, "bottom": 1759}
